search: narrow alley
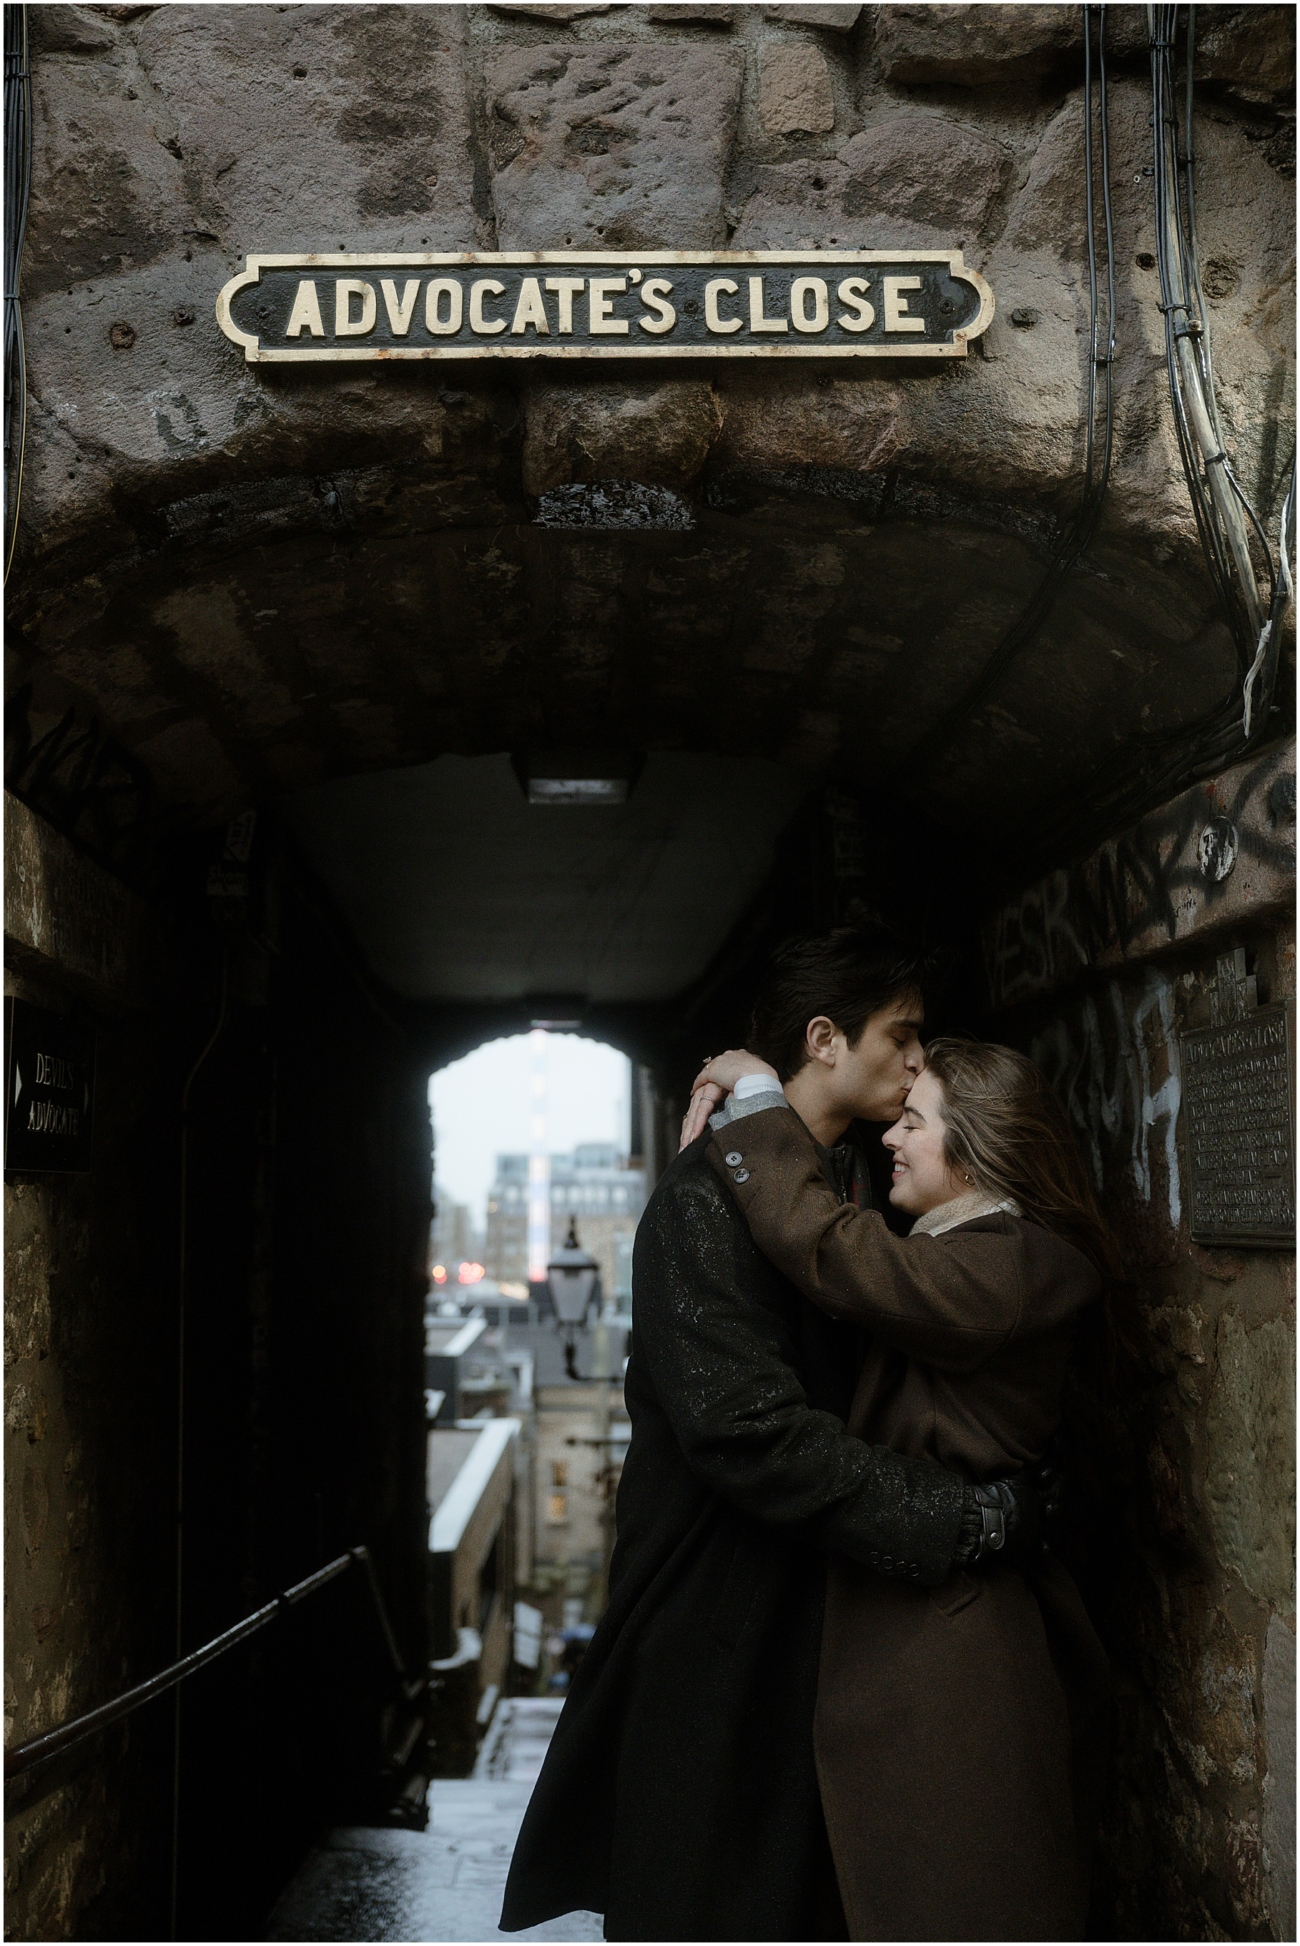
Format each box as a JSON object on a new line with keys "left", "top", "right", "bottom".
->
{"left": 4, "top": 4, "right": 1293, "bottom": 1942}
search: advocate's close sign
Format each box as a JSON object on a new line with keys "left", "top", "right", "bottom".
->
{"left": 216, "top": 251, "right": 993, "bottom": 362}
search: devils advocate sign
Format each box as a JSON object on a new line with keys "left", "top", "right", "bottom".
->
{"left": 216, "top": 251, "right": 993, "bottom": 363}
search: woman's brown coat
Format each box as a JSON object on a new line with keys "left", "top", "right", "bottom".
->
{"left": 707, "top": 1107, "right": 1110, "bottom": 1943}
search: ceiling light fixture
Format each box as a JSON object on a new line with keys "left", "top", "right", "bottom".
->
{"left": 525, "top": 993, "right": 589, "bottom": 1031}
{"left": 511, "top": 748, "right": 643, "bottom": 807}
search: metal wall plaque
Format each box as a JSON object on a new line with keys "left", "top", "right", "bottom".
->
{"left": 216, "top": 250, "right": 994, "bottom": 363}
{"left": 4, "top": 999, "right": 96, "bottom": 1174}
{"left": 1181, "top": 1004, "right": 1295, "bottom": 1246}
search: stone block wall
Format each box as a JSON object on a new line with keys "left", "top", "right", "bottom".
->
{"left": 4, "top": 797, "right": 434, "bottom": 1939}
{"left": 4, "top": 798, "right": 176, "bottom": 1939}
{"left": 9, "top": 5, "right": 1293, "bottom": 833}
{"left": 4, "top": 6, "right": 1295, "bottom": 1937}
{"left": 984, "top": 738, "right": 1296, "bottom": 1941}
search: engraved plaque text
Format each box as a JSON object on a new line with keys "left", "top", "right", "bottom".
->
{"left": 1182, "top": 1005, "right": 1295, "bottom": 1246}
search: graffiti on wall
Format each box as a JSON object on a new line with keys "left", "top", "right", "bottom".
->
{"left": 1031, "top": 967, "right": 1183, "bottom": 1256}
{"left": 986, "top": 743, "right": 1295, "bottom": 1009}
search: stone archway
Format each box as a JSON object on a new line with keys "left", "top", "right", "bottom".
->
{"left": 11, "top": 4, "right": 1291, "bottom": 853}
{"left": 4, "top": 7, "right": 1294, "bottom": 1942}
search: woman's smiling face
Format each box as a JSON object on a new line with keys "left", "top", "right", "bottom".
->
{"left": 882, "top": 1067, "right": 971, "bottom": 1216}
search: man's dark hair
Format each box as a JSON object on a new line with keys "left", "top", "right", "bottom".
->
{"left": 748, "top": 919, "right": 929, "bottom": 1082}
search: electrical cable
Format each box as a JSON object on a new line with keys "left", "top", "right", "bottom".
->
{"left": 1028, "top": 6, "right": 1293, "bottom": 859}
{"left": 1152, "top": 1, "right": 1267, "bottom": 648}
{"left": 1242, "top": 463, "right": 1295, "bottom": 740}
{"left": 4, "top": 2, "right": 30, "bottom": 584}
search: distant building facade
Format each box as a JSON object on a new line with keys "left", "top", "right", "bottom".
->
{"left": 485, "top": 1143, "right": 646, "bottom": 1301}
{"left": 426, "top": 1415, "right": 520, "bottom": 1776}
{"left": 533, "top": 1378, "right": 630, "bottom": 1589}
{"left": 431, "top": 1183, "right": 483, "bottom": 1274}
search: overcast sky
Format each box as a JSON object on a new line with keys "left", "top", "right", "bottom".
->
{"left": 429, "top": 1032, "right": 632, "bottom": 1226}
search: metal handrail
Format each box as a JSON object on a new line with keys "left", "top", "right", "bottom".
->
{"left": 5, "top": 1545, "right": 416, "bottom": 1798}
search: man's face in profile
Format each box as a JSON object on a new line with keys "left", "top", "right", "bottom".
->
{"left": 835, "top": 990, "right": 925, "bottom": 1122}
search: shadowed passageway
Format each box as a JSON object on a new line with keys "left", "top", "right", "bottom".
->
{"left": 4, "top": 4, "right": 1293, "bottom": 1942}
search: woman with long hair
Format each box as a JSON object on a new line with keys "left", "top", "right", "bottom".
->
{"left": 682, "top": 1037, "right": 1117, "bottom": 1943}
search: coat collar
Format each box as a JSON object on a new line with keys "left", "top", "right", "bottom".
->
{"left": 816, "top": 1134, "right": 875, "bottom": 1210}
{"left": 909, "top": 1191, "right": 1022, "bottom": 1237}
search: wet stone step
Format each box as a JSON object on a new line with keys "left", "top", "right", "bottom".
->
{"left": 266, "top": 1702, "right": 603, "bottom": 1943}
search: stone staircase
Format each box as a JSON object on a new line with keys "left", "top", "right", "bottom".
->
{"left": 266, "top": 1700, "right": 603, "bottom": 1943}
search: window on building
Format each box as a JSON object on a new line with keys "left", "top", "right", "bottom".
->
{"left": 547, "top": 1493, "right": 569, "bottom": 1524}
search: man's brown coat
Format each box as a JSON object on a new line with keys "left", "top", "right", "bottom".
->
{"left": 707, "top": 1105, "right": 1110, "bottom": 1943}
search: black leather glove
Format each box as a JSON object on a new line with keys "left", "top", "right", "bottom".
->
{"left": 954, "top": 1456, "right": 1061, "bottom": 1570}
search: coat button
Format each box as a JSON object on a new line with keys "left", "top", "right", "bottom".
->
{"left": 733, "top": 1168, "right": 750, "bottom": 1183}
{"left": 724, "top": 1151, "right": 743, "bottom": 1167}
{"left": 869, "top": 1552, "right": 879, "bottom": 1565}
{"left": 909, "top": 1564, "right": 920, "bottom": 1577}
{"left": 882, "top": 1555, "right": 893, "bottom": 1571}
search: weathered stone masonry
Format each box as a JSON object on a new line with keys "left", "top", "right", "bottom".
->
{"left": 4, "top": 4, "right": 1295, "bottom": 1940}
{"left": 4, "top": 800, "right": 435, "bottom": 1940}
{"left": 984, "top": 742, "right": 1295, "bottom": 1943}
{"left": 9, "top": 3, "right": 1294, "bottom": 831}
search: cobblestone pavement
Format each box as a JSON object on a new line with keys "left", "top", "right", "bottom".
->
{"left": 266, "top": 1700, "right": 603, "bottom": 1943}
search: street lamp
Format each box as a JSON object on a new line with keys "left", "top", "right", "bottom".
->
{"left": 547, "top": 1217, "right": 600, "bottom": 1380}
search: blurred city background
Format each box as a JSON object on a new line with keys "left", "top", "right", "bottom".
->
{"left": 421, "top": 1032, "right": 647, "bottom": 1776}
{"left": 265, "top": 1032, "right": 647, "bottom": 1936}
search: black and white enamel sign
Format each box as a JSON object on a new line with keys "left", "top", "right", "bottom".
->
{"left": 4, "top": 1000, "right": 96, "bottom": 1174}
{"left": 216, "top": 251, "right": 994, "bottom": 363}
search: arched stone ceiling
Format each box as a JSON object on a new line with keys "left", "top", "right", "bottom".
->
{"left": 6, "top": 407, "right": 1254, "bottom": 835}
{"left": 8, "top": 2, "right": 1294, "bottom": 968}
